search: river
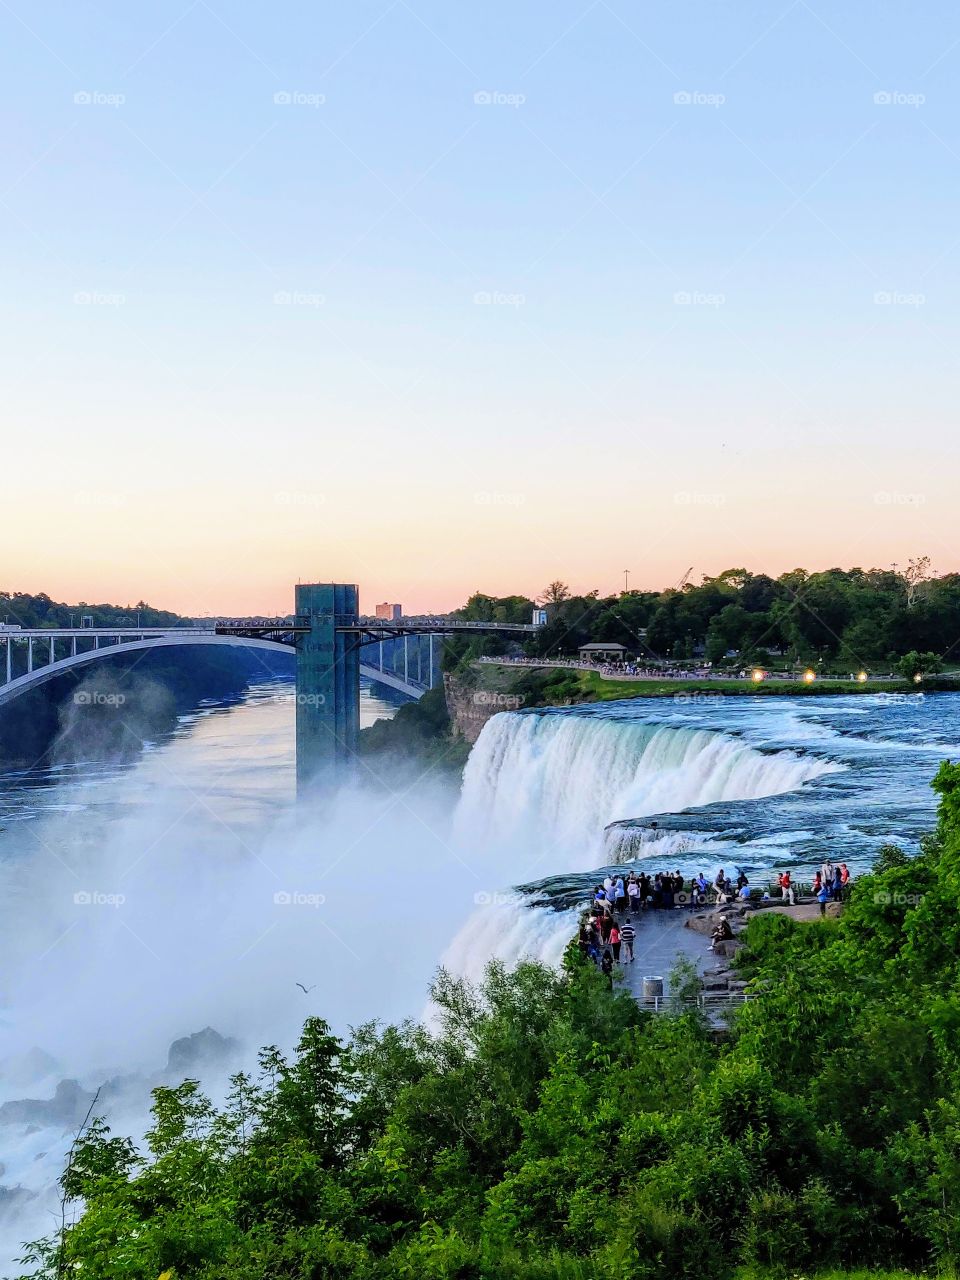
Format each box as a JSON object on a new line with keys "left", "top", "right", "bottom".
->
{"left": 1, "top": 683, "right": 957, "bottom": 1267}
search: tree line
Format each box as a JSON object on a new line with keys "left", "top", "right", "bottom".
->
{"left": 0, "top": 590, "right": 187, "bottom": 630}
{"left": 450, "top": 561, "right": 958, "bottom": 670}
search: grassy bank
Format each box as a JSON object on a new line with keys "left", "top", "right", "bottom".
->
{"left": 578, "top": 672, "right": 914, "bottom": 700}
{"left": 472, "top": 661, "right": 950, "bottom": 707}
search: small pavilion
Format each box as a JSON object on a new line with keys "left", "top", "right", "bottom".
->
{"left": 578, "top": 641, "right": 629, "bottom": 662}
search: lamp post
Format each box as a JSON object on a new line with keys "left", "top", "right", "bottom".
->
{"left": 623, "top": 569, "right": 630, "bottom": 594}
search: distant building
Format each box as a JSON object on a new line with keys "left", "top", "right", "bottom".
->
{"left": 578, "top": 641, "right": 629, "bottom": 662}
{"left": 532, "top": 608, "right": 548, "bottom": 626}
{"left": 375, "top": 602, "right": 402, "bottom": 620}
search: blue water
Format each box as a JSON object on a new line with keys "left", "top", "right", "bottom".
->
{"left": 457, "top": 691, "right": 960, "bottom": 911}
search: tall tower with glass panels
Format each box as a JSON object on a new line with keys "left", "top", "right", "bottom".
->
{"left": 294, "top": 583, "right": 360, "bottom": 790}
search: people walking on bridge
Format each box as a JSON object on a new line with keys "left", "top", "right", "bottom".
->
{"left": 600, "top": 949, "right": 614, "bottom": 988}
{"left": 609, "top": 922, "right": 622, "bottom": 964}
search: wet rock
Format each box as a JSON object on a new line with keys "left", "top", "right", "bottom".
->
{"left": 0, "top": 1079, "right": 95, "bottom": 1129}
{"left": 687, "top": 910, "right": 745, "bottom": 937}
{"left": 712, "top": 938, "right": 745, "bottom": 959}
{"left": 686, "top": 913, "right": 719, "bottom": 936}
{"left": 165, "top": 1028, "right": 241, "bottom": 1079}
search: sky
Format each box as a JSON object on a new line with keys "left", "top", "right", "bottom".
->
{"left": 1, "top": 0, "right": 958, "bottom": 616}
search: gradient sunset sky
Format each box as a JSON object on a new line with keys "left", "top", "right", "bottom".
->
{"left": 2, "top": 1, "right": 958, "bottom": 615}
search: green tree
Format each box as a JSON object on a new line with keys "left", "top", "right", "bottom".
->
{"left": 897, "top": 650, "right": 943, "bottom": 681}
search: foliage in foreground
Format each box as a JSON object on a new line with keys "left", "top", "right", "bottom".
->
{"left": 20, "top": 762, "right": 960, "bottom": 1280}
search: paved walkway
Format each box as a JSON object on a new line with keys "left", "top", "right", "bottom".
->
{"left": 612, "top": 908, "right": 713, "bottom": 1000}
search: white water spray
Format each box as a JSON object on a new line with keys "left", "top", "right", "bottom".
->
{"left": 454, "top": 710, "right": 839, "bottom": 869}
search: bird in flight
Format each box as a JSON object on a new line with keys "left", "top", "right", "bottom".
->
{"left": 295, "top": 982, "right": 316, "bottom": 994}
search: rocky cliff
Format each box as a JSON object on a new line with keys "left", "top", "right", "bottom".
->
{"left": 443, "top": 672, "right": 521, "bottom": 744}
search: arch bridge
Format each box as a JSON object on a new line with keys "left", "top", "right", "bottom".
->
{"left": 0, "top": 583, "right": 542, "bottom": 788}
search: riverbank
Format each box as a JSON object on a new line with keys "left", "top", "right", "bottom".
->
{"left": 473, "top": 659, "right": 950, "bottom": 706}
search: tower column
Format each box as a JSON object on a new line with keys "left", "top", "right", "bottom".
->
{"left": 294, "top": 583, "right": 360, "bottom": 792}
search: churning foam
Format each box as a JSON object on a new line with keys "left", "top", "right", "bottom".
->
{"left": 439, "top": 895, "right": 578, "bottom": 985}
{"left": 454, "top": 709, "right": 839, "bottom": 871}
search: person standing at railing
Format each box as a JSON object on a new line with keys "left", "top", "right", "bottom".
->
{"left": 614, "top": 874, "right": 627, "bottom": 913}
{"left": 832, "top": 864, "right": 843, "bottom": 900}
{"left": 626, "top": 875, "right": 641, "bottom": 915}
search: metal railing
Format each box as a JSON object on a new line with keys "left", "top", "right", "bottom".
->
{"left": 635, "top": 992, "right": 752, "bottom": 1013}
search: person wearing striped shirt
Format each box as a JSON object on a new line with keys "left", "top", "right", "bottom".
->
{"left": 618, "top": 920, "right": 636, "bottom": 963}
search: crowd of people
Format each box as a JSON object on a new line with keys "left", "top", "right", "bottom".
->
{"left": 577, "top": 860, "right": 856, "bottom": 976}
{"left": 810, "top": 858, "right": 851, "bottom": 914}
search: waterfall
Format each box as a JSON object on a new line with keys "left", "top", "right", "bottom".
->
{"left": 454, "top": 709, "right": 839, "bottom": 872}
{"left": 438, "top": 894, "right": 578, "bottom": 985}
{"left": 439, "top": 707, "right": 843, "bottom": 983}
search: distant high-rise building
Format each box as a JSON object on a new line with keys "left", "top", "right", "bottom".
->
{"left": 375, "top": 602, "right": 402, "bottom": 620}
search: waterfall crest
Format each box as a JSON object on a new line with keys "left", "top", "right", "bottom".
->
{"left": 455, "top": 709, "right": 838, "bottom": 870}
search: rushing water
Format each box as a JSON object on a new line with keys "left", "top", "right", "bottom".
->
{"left": 0, "top": 685, "right": 957, "bottom": 1266}
{"left": 445, "top": 691, "right": 959, "bottom": 982}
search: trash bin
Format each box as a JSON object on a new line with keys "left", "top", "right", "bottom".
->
{"left": 642, "top": 975, "right": 664, "bottom": 1000}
